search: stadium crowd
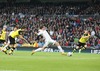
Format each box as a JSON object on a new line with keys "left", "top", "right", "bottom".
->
{"left": 0, "top": 2, "right": 100, "bottom": 47}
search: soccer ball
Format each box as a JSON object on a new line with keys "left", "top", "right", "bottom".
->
{"left": 67, "top": 52, "right": 73, "bottom": 57}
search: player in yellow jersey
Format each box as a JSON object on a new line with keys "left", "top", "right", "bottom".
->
{"left": 2, "top": 26, "right": 29, "bottom": 55}
{"left": 0, "top": 26, "right": 7, "bottom": 44}
{"left": 0, "top": 26, "right": 7, "bottom": 51}
{"left": 73, "top": 30, "right": 90, "bottom": 53}
{"left": 0, "top": 26, "right": 18, "bottom": 52}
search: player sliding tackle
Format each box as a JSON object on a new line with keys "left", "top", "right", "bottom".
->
{"left": 73, "top": 30, "right": 90, "bottom": 53}
{"left": 31, "top": 25, "right": 66, "bottom": 55}
{"left": 2, "top": 26, "right": 29, "bottom": 55}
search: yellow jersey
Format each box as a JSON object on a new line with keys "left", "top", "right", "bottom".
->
{"left": 0, "top": 30, "right": 6, "bottom": 40}
{"left": 9, "top": 29, "right": 22, "bottom": 38}
{"left": 79, "top": 33, "right": 90, "bottom": 43}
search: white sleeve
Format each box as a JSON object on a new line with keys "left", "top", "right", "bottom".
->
{"left": 37, "top": 31, "right": 42, "bottom": 35}
{"left": 9, "top": 31, "right": 13, "bottom": 36}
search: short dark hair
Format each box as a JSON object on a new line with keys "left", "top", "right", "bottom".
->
{"left": 40, "top": 25, "right": 44, "bottom": 29}
{"left": 15, "top": 25, "right": 19, "bottom": 29}
{"left": 21, "top": 26, "right": 27, "bottom": 29}
{"left": 12, "top": 25, "right": 19, "bottom": 29}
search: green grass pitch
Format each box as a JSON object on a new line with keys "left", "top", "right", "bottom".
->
{"left": 0, "top": 51, "right": 100, "bottom": 71}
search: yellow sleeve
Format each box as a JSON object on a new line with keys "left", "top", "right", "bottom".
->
{"left": 88, "top": 33, "right": 90, "bottom": 37}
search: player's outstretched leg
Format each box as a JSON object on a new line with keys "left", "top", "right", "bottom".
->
{"left": 73, "top": 48, "right": 77, "bottom": 53}
{"left": 2, "top": 46, "right": 11, "bottom": 54}
{"left": 8, "top": 48, "right": 15, "bottom": 55}
{"left": 0, "top": 47, "right": 3, "bottom": 51}
{"left": 73, "top": 46, "right": 79, "bottom": 53}
{"left": 54, "top": 42, "right": 67, "bottom": 56}
{"left": 31, "top": 48, "right": 43, "bottom": 55}
{"left": 2, "top": 48, "right": 7, "bottom": 54}
{"left": 79, "top": 47, "right": 85, "bottom": 53}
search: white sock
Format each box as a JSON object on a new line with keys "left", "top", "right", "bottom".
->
{"left": 57, "top": 46, "right": 64, "bottom": 53}
{"left": 34, "top": 48, "right": 43, "bottom": 52}
{"left": 2, "top": 40, "right": 10, "bottom": 50}
{"left": 2, "top": 43, "right": 9, "bottom": 50}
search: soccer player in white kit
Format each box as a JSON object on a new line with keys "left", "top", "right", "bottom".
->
{"left": 31, "top": 26, "right": 66, "bottom": 55}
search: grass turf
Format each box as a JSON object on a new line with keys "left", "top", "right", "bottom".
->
{"left": 0, "top": 51, "right": 100, "bottom": 71}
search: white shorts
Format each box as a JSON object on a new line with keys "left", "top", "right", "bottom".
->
{"left": 43, "top": 39, "right": 56, "bottom": 47}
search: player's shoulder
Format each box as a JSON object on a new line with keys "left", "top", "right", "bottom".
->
{"left": 39, "top": 29, "right": 43, "bottom": 32}
{"left": 1, "top": 29, "right": 6, "bottom": 33}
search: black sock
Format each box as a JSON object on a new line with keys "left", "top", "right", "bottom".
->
{"left": 6, "top": 46, "right": 10, "bottom": 50}
{"left": 10, "top": 48, "right": 15, "bottom": 52}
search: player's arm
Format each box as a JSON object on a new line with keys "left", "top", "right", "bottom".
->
{"left": 18, "top": 35, "right": 29, "bottom": 44}
{"left": 34, "top": 32, "right": 38, "bottom": 35}
{"left": 82, "top": 33, "right": 90, "bottom": 38}
{"left": 34, "top": 30, "right": 42, "bottom": 35}
{"left": 34, "top": 30, "right": 42, "bottom": 40}
{"left": 18, "top": 31, "right": 29, "bottom": 44}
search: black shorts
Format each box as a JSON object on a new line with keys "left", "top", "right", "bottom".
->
{"left": 9, "top": 36, "right": 15, "bottom": 44}
{"left": 77, "top": 41, "right": 86, "bottom": 47}
{"left": 0, "top": 40, "right": 5, "bottom": 44}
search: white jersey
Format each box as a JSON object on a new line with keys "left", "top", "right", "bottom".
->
{"left": 9, "top": 31, "right": 14, "bottom": 36}
{"left": 38, "top": 29, "right": 52, "bottom": 41}
{"left": 38, "top": 29, "right": 56, "bottom": 47}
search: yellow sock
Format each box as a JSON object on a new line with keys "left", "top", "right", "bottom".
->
{"left": 4, "top": 49, "right": 7, "bottom": 51}
{"left": 9, "top": 51, "right": 12, "bottom": 53}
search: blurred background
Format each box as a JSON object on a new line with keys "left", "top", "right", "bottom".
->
{"left": 0, "top": 0, "right": 100, "bottom": 50}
